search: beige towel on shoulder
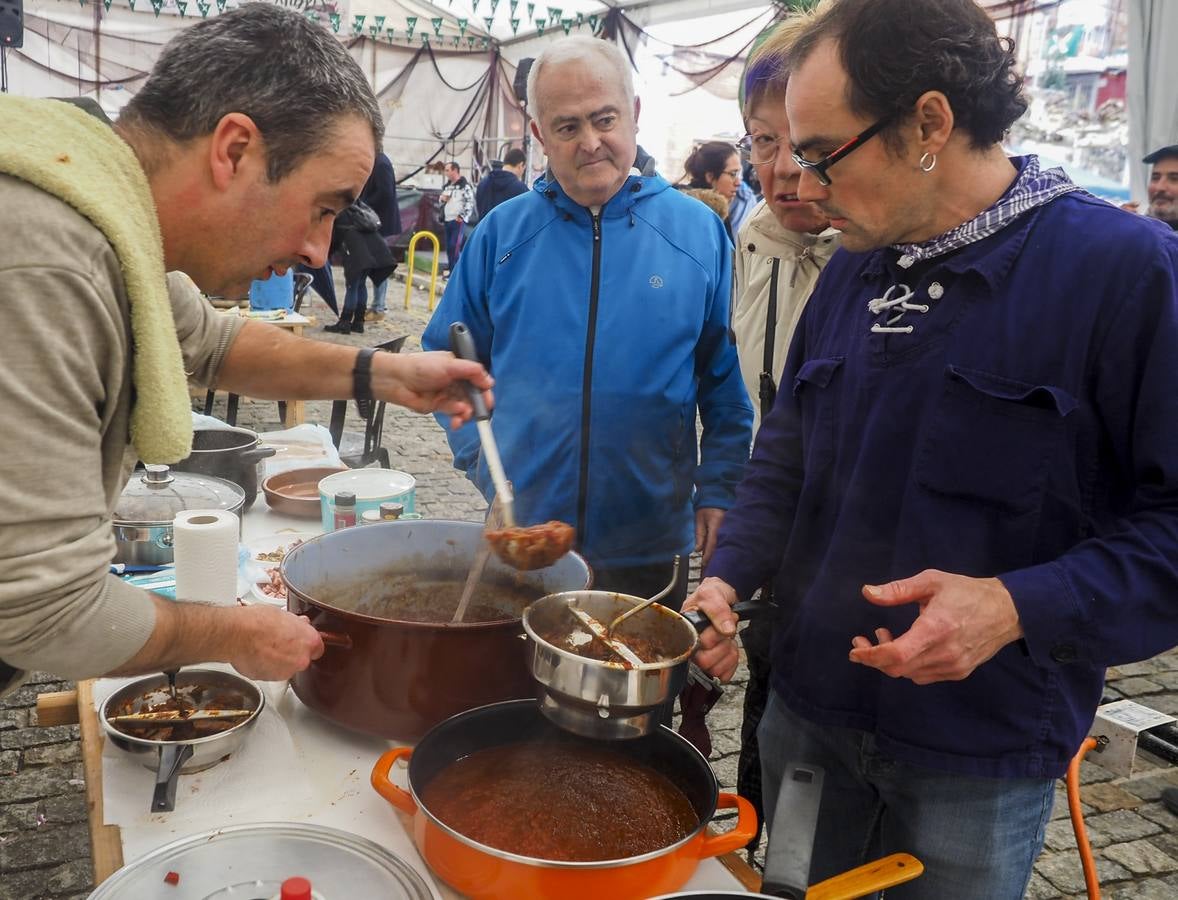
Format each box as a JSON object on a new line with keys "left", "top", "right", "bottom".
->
{"left": 0, "top": 95, "right": 192, "bottom": 463}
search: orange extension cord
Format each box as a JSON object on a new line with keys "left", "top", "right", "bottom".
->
{"left": 1066, "top": 736, "right": 1107, "bottom": 900}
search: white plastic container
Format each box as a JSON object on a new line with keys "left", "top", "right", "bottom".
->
{"left": 318, "top": 469, "right": 416, "bottom": 532}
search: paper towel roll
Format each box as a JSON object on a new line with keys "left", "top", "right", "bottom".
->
{"left": 173, "top": 509, "right": 240, "bottom": 605}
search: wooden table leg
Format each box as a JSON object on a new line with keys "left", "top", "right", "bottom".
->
{"left": 35, "top": 683, "right": 124, "bottom": 883}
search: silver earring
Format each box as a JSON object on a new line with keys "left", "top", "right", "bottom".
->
{"left": 919, "top": 152, "right": 937, "bottom": 173}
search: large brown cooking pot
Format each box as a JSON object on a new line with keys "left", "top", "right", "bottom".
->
{"left": 281, "top": 519, "right": 591, "bottom": 741}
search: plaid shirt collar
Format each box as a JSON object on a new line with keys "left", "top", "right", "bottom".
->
{"left": 888, "top": 155, "right": 1081, "bottom": 267}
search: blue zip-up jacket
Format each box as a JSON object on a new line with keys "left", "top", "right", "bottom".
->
{"left": 707, "top": 185, "right": 1178, "bottom": 779}
{"left": 422, "top": 174, "right": 753, "bottom": 570}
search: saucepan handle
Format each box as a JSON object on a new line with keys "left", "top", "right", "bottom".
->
{"left": 804, "top": 853, "right": 925, "bottom": 900}
{"left": 683, "top": 599, "right": 773, "bottom": 635}
{"left": 370, "top": 747, "right": 418, "bottom": 814}
{"left": 151, "top": 743, "right": 195, "bottom": 813}
{"left": 759, "top": 763, "right": 825, "bottom": 900}
{"left": 241, "top": 446, "right": 278, "bottom": 464}
{"left": 317, "top": 630, "right": 353, "bottom": 650}
{"left": 696, "top": 792, "right": 758, "bottom": 859}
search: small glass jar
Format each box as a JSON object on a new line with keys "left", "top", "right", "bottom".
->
{"left": 359, "top": 509, "right": 382, "bottom": 526}
{"left": 379, "top": 502, "right": 404, "bottom": 521}
{"left": 333, "top": 491, "right": 357, "bottom": 529}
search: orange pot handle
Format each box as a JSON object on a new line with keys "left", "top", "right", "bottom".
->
{"left": 697, "top": 792, "right": 758, "bottom": 859}
{"left": 370, "top": 747, "right": 417, "bottom": 814}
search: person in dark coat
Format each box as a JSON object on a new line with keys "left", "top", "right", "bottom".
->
{"left": 360, "top": 152, "right": 401, "bottom": 320}
{"left": 323, "top": 198, "right": 395, "bottom": 334}
{"left": 475, "top": 148, "right": 528, "bottom": 220}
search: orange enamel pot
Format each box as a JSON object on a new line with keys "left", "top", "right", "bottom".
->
{"left": 371, "top": 700, "right": 757, "bottom": 900}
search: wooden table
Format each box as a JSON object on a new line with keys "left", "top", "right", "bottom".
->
{"left": 195, "top": 311, "right": 315, "bottom": 428}
{"left": 32, "top": 501, "right": 762, "bottom": 898}
{"left": 35, "top": 683, "right": 762, "bottom": 897}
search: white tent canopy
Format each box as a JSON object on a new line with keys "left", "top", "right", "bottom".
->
{"left": 4, "top": 0, "right": 772, "bottom": 180}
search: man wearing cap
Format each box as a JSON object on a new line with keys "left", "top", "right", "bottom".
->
{"left": 1145, "top": 144, "right": 1178, "bottom": 230}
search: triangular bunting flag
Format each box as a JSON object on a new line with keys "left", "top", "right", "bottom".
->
{"left": 329, "top": 12, "right": 341, "bottom": 32}
{"left": 431, "top": 17, "right": 443, "bottom": 36}
{"left": 548, "top": 6, "right": 561, "bottom": 22}
{"left": 481, "top": 36, "right": 490, "bottom": 47}
{"left": 510, "top": 0, "right": 518, "bottom": 12}
{"left": 303, "top": 9, "right": 316, "bottom": 21}
{"left": 150, "top": 0, "right": 163, "bottom": 18}
{"left": 510, "top": 17, "right": 519, "bottom": 33}
{"left": 78, "top": 0, "right": 86, "bottom": 9}
{"left": 527, "top": 3, "right": 535, "bottom": 19}
{"left": 352, "top": 15, "right": 366, "bottom": 35}
{"left": 587, "top": 13, "right": 598, "bottom": 30}
{"left": 576, "top": 11, "right": 583, "bottom": 24}
{"left": 484, "top": 16, "right": 493, "bottom": 30}
{"left": 457, "top": 17, "right": 468, "bottom": 35}
{"left": 127, "top": 0, "right": 137, "bottom": 11}
{"left": 374, "top": 15, "right": 385, "bottom": 29}
{"left": 561, "top": 16, "right": 572, "bottom": 33}
{"left": 215, "top": 0, "right": 226, "bottom": 11}
{"left": 370, "top": 24, "right": 379, "bottom": 37}
{"left": 177, "top": 0, "right": 188, "bottom": 15}
{"left": 490, "top": 0, "right": 499, "bottom": 13}
{"left": 467, "top": 35, "right": 476, "bottom": 47}
{"left": 386, "top": 27, "right": 395, "bottom": 40}
{"left": 535, "top": 17, "right": 545, "bottom": 34}
{"left": 406, "top": 15, "right": 417, "bottom": 39}
{"left": 104, "top": 0, "right": 115, "bottom": 11}
{"left": 453, "top": 35, "right": 460, "bottom": 46}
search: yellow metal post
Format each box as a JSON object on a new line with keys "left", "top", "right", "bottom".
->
{"left": 403, "top": 231, "right": 442, "bottom": 312}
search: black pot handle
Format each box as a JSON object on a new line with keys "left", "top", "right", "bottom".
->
{"left": 760, "top": 763, "right": 826, "bottom": 899}
{"left": 240, "top": 446, "right": 278, "bottom": 464}
{"left": 151, "top": 743, "right": 195, "bottom": 813}
{"left": 683, "top": 599, "right": 773, "bottom": 634}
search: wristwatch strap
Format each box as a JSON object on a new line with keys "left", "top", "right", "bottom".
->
{"left": 353, "top": 347, "right": 376, "bottom": 403}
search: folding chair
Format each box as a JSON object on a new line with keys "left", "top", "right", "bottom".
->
{"left": 328, "top": 335, "right": 409, "bottom": 468}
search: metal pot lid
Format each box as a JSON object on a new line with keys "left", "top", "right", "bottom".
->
{"left": 86, "top": 822, "right": 434, "bottom": 899}
{"left": 113, "top": 464, "right": 246, "bottom": 525}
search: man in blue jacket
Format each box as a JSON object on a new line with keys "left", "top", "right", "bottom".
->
{"left": 423, "top": 36, "right": 752, "bottom": 605}
{"left": 687, "top": 0, "right": 1178, "bottom": 897}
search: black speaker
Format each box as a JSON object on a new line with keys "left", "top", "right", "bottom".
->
{"left": 0, "top": 0, "right": 23, "bottom": 49}
{"left": 513, "top": 58, "right": 534, "bottom": 105}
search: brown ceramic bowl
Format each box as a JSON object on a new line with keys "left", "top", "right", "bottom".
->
{"left": 262, "top": 466, "right": 347, "bottom": 518}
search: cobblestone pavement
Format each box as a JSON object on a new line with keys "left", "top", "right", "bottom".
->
{"left": 3, "top": 273, "right": 1178, "bottom": 898}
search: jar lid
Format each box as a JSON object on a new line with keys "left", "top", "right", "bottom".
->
{"left": 113, "top": 464, "right": 246, "bottom": 526}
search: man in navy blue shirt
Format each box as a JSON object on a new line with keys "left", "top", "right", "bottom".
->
{"left": 475, "top": 147, "right": 528, "bottom": 220}
{"left": 687, "top": 1, "right": 1178, "bottom": 897}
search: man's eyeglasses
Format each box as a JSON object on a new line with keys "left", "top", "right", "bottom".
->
{"left": 790, "top": 117, "right": 891, "bottom": 186}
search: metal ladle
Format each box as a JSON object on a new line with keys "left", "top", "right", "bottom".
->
{"left": 606, "top": 555, "right": 682, "bottom": 637}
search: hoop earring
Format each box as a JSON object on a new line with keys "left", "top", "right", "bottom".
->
{"left": 919, "top": 152, "right": 937, "bottom": 173}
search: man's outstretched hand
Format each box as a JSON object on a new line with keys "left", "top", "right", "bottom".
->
{"left": 849, "top": 569, "right": 1023, "bottom": 685}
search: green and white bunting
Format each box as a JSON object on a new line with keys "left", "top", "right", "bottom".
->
{"left": 374, "top": 15, "right": 385, "bottom": 30}
{"left": 215, "top": 0, "right": 226, "bottom": 12}
{"left": 431, "top": 16, "right": 443, "bottom": 36}
{"left": 150, "top": 0, "right": 163, "bottom": 18}
{"left": 352, "top": 14, "right": 365, "bottom": 35}
{"left": 561, "top": 16, "right": 572, "bottom": 33}
{"left": 527, "top": 3, "right": 535, "bottom": 20}
{"left": 457, "top": 18, "right": 468, "bottom": 35}
{"left": 510, "top": 0, "right": 519, "bottom": 13}
{"left": 467, "top": 35, "right": 476, "bottom": 48}
{"left": 547, "top": 6, "right": 561, "bottom": 22}
{"left": 588, "top": 13, "right": 598, "bottom": 31}
{"left": 386, "top": 27, "right": 395, "bottom": 40}
{"left": 329, "top": 12, "right": 341, "bottom": 32}
{"left": 510, "top": 17, "right": 519, "bottom": 34}
{"left": 406, "top": 15, "right": 417, "bottom": 39}
{"left": 176, "top": 0, "right": 187, "bottom": 16}
{"left": 369, "top": 24, "right": 379, "bottom": 37}
{"left": 104, "top": 0, "right": 115, "bottom": 11}
{"left": 484, "top": 16, "right": 493, "bottom": 30}
{"left": 535, "top": 16, "right": 545, "bottom": 35}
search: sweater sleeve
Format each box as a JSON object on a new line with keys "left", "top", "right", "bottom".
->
{"left": 1000, "top": 241, "right": 1178, "bottom": 668}
{"left": 693, "top": 215, "right": 754, "bottom": 510}
{"left": 0, "top": 245, "right": 156, "bottom": 682}
{"left": 167, "top": 271, "right": 246, "bottom": 389}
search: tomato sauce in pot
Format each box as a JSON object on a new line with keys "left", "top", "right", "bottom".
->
{"left": 420, "top": 741, "right": 699, "bottom": 861}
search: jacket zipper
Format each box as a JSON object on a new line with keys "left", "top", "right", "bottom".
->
{"left": 575, "top": 212, "right": 603, "bottom": 547}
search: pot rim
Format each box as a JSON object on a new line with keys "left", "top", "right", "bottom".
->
{"left": 521, "top": 591, "right": 698, "bottom": 671}
{"left": 404, "top": 700, "right": 720, "bottom": 869}
{"left": 188, "top": 425, "right": 262, "bottom": 451}
{"left": 99, "top": 669, "right": 264, "bottom": 748}
{"left": 282, "top": 522, "right": 592, "bottom": 631}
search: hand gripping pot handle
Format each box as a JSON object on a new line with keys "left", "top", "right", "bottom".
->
{"left": 696, "top": 792, "right": 758, "bottom": 859}
{"left": 683, "top": 600, "right": 773, "bottom": 634}
{"left": 371, "top": 747, "right": 418, "bottom": 814}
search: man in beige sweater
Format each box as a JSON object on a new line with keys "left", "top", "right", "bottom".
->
{"left": 0, "top": 5, "right": 492, "bottom": 696}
